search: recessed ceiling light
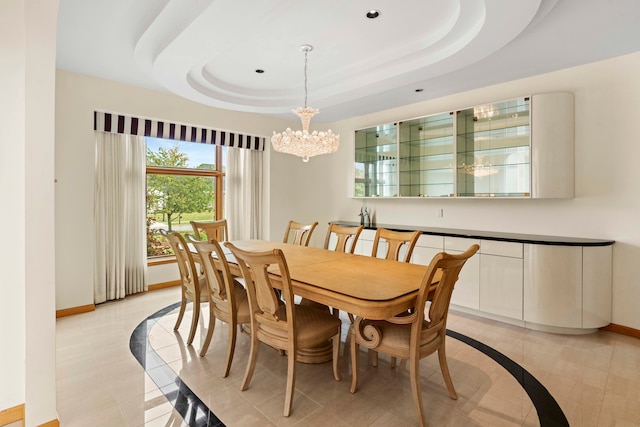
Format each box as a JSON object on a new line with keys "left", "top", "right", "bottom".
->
{"left": 366, "top": 9, "right": 380, "bottom": 19}
{"left": 255, "top": 69, "right": 264, "bottom": 74}
{"left": 415, "top": 88, "right": 424, "bottom": 92}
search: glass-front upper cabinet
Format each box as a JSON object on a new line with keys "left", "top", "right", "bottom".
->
{"left": 399, "top": 112, "right": 455, "bottom": 197}
{"left": 353, "top": 93, "right": 573, "bottom": 199}
{"left": 456, "top": 98, "right": 530, "bottom": 197}
{"left": 354, "top": 123, "right": 397, "bottom": 197}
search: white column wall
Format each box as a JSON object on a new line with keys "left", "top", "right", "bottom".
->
{"left": 0, "top": 0, "right": 27, "bottom": 414}
{"left": 25, "top": 0, "right": 58, "bottom": 424}
{"left": 0, "top": 0, "right": 59, "bottom": 425}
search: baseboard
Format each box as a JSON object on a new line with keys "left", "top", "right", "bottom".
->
{"left": 0, "top": 405, "right": 58, "bottom": 427}
{"left": 55, "top": 284, "right": 179, "bottom": 318}
{"left": 55, "top": 304, "right": 95, "bottom": 318}
{"left": 148, "top": 280, "right": 180, "bottom": 291}
{"left": 147, "top": 256, "right": 176, "bottom": 266}
{"left": 600, "top": 323, "right": 640, "bottom": 339}
{"left": 0, "top": 404, "right": 23, "bottom": 426}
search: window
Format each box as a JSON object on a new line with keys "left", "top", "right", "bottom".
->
{"left": 146, "top": 138, "right": 226, "bottom": 257}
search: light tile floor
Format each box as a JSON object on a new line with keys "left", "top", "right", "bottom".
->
{"left": 56, "top": 287, "right": 640, "bottom": 426}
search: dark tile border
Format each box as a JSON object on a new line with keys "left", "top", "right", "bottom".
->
{"left": 129, "top": 302, "right": 224, "bottom": 427}
{"left": 130, "top": 304, "right": 569, "bottom": 427}
{"left": 447, "top": 330, "right": 569, "bottom": 427}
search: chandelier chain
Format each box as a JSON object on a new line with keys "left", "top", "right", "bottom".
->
{"left": 303, "top": 49, "right": 308, "bottom": 108}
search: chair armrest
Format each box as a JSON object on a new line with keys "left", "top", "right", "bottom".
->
{"left": 385, "top": 312, "right": 418, "bottom": 325}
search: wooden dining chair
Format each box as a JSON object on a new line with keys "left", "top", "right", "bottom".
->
{"left": 350, "top": 244, "right": 479, "bottom": 427}
{"left": 323, "top": 223, "right": 364, "bottom": 253}
{"left": 367, "top": 228, "right": 422, "bottom": 366}
{"left": 188, "top": 236, "right": 251, "bottom": 377}
{"left": 282, "top": 220, "right": 318, "bottom": 246}
{"left": 160, "top": 229, "right": 208, "bottom": 345}
{"left": 225, "top": 242, "right": 342, "bottom": 417}
{"left": 317, "top": 223, "right": 365, "bottom": 316}
{"left": 190, "top": 219, "right": 229, "bottom": 242}
{"left": 371, "top": 228, "right": 422, "bottom": 263}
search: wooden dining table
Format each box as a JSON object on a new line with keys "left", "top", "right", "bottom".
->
{"left": 214, "top": 240, "right": 430, "bottom": 320}
{"left": 192, "top": 240, "right": 432, "bottom": 363}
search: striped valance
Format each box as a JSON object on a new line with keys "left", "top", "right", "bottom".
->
{"left": 93, "top": 111, "right": 266, "bottom": 151}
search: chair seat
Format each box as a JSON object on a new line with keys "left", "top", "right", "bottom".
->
{"left": 293, "top": 305, "right": 342, "bottom": 347}
{"left": 259, "top": 304, "right": 341, "bottom": 350}
{"left": 186, "top": 275, "right": 209, "bottom": 302}
{"left": 212, "top": 280, "right": 251, "bottom": 324}
{"left": 357, "top": 319, "right": 441, "bottom": 360}
{"left": 232, "top": 281, "right": 251, "bottom": 321}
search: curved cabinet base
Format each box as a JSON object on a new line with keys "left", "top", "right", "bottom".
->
{"left": 451, "top": 305, "right": 607, "bottom": 335}
{"left": 524, "top": 321, "right": 601, "bottom": 336}
{"left": 524, "top": 244, "right": 612, "bottom": 331}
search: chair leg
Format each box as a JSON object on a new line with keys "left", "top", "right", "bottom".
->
{"left": 332, "top": 332, "right": 341, "bottom": 381}
{"left": 283, "top": 342, "right": 296, "bottom": 417}
{"left": 350, "top": 334, "right": 359, "bottom": 393}
{"left": 438, "top": 346, "right": 458, "bottom": 400}
{"left": 186, "top": 300, "right": 200, "bottom": 345}
{"left": 222, "top": 319, "right": 238, "bottom": 378}
{"left": 409, "top": 355, "right": 427, "bottom": 427}
{"left": 198, "top": 310, "right": 216, "bottom": 357}
{"left": 390, "top": 356, "right": 397, "bottom": 368}
{"left": 241, "top": 326, "right": 260, "bottom": 391}
{"left": 371, "top": 349, "right": 379, "bottom": 367}
{"left": 342, "top": 322, "right": 353, "bottom": 371}
{"left": 173, "top": 296, "right": 187, "bottom": 331}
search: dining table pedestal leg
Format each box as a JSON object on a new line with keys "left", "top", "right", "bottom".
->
{"left": 294, "top": 298, "right": 336, "bottom": 363}
{"left": 296, "top": 340, "right": 333, "bottom": 364}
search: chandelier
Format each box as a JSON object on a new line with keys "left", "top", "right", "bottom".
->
{"left": 271, "top": 44, "right": 339, "bottom": 162}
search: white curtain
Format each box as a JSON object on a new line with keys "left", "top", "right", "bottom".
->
{"left": 226, "top": 147, "right": 264, "bottom": 240}
{"left": 94, "top": 132, "right": 147, "bottom": 303}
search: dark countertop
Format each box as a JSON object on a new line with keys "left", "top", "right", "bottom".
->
{"left": 331, "top": 221, "right": 615, "bottom": 247}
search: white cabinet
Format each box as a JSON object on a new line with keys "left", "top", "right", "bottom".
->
{"left": 445, "top": 237, "right": 480, "bottom": 310}
{"left": 524, "top": 244, "right": 612, "bottom": 330}
{"left": 479, "top": 241, "right": 524, "bottom": 320}
{"left": 582, "top": 246, "right": 613, "bottom": 328}
{"left": 530, "top": 92, "right": 574, "bottom": 198}
{"left": 411, "top": 234, "right": 444, "bottom": 266}
{"left": 524, "top": 245, "right": 583, "bottom": 328}
{"left": 354, "top": 228, "right": 376, "bottom": 256}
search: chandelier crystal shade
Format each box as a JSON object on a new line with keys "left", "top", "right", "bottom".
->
{"left": 271, "top": 45, "right": 339, "bottom": 162}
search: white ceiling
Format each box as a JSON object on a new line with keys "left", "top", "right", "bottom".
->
{"left": 56, "top": 0, "right": 640, "bottom": 123}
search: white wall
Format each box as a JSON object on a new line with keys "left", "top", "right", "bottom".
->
{"left": 0, "top": 0, "right": 59, "bottom": 425}
{"left": 271, "top": 52, "right": 640, "bottom": 330}
{"left": 55, "top": 70, "right": 293, "bottom": 310}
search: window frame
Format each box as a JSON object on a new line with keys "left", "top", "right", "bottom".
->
{"left": 146, "top": 144, "right": 225, "bottom": 259}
